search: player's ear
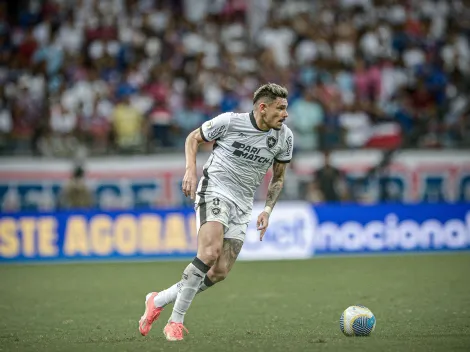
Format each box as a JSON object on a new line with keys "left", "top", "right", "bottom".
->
{"left": 259, "top": 102, "right": 267, "bottom": 113}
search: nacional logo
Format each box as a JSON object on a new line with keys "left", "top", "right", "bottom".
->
{"left": 267, "top": 136, "right": 277, "bottom": 149}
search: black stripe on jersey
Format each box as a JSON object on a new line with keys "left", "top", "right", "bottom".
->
{"left": 199, "top": 171, "right": 209, "bottom": 225}
{"left": 199, "top": 126, "right": 209, "bottom": 142}
{"left": 274, "top": 158, "right": 291, "bottom": 164}
{"left": 198, "top": 155, "right": 213, "bottom": 226}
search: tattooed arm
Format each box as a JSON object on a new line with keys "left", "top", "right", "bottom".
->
{"left": 265, "top": 161, "right": 287, "bottom": 210}
{"left": 256, "top": 161, "right": 288, "bottom": 240}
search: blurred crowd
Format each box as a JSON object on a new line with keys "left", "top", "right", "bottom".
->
{"left": 1, "top": 0, "right": 470, "bottom": 157}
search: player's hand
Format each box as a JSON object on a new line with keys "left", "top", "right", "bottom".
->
{"left": 182, "top": 168, "right": 198, "bottom": 200}
{"left": 257, "top": 211, "right": 270, "bottom": 241}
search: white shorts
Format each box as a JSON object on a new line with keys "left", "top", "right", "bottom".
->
{"left": 195, "top": 192, "right": 251, "bottom": 242}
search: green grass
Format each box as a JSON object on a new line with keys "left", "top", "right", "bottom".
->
{"left": 1, "top": 253, "right": 470, "bottom": 352}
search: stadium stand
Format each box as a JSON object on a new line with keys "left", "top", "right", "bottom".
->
{"left": 0, "top": 0, "right": 469, "bottom": 157}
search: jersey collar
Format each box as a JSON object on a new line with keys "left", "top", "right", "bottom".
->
{"left": 250, "top": 111, "right": 269, "bottom": 132}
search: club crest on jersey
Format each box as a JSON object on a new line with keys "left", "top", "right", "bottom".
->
{"left": 266, "top": 136, "right": 277, "bottom": 149}
{"left": 212, "top": 207, "right": 221, "bottom": 215}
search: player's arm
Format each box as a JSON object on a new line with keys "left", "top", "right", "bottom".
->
{"left": 265, "top": 160, "right": 287, "bottom": 210}
{"left": 182, "top": 128, "right": 207, "bottom": 200}
{"left": 182, "top": 113, "right": 231, "bottom": 199}
{"left": 257, "top": 129, "right": 293, "bottom": 241}
{"left": 184, "top": 128, "right": 206, "bottom": 174}
{"left": 257, "top": 161, "right": 288, "bottom": 240}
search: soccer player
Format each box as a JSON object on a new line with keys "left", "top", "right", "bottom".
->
{"left": 138, "top": 83, "right": 294, "bottom": 341}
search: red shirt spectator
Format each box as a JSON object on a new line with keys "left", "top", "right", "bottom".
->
{"left": 18, "top": 29, "right": 38, "bottom": 65}
{"left": 411, "top": 82, "right": 435, "bottom": 111}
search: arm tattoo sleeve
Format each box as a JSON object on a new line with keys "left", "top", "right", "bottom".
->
{"left": 222, "top": 238, "right": 243, "bottom": 270}
{"left": 265, "top": 161, "right": 287, "bottom": 210}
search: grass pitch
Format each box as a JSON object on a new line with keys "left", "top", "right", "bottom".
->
{"left": 1, "top": 253, "right": 470, "bottom": 352}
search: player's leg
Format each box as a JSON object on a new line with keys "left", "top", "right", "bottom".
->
{"left": 157, "top": 209, "right": 247, "bottom": 304}
{"left": 202, "top": 207, "right": 250, "bottom": 285}
{"left": 152, "top": 238, "right": 243, "bottom": 309}
{"left": 170, "top": 220, "right": 223, "bottom": 322}
{"left": 163, "top": 221, "right": 224, "bottom": 341}
{"left": 157, "top": 211, "right": 248, "bottom": 304}
{"left": 139, "top": 194, "right": 227, "bottom": 338}
{"left": 141, "top": 221, "right": 223, "bottom": 338}
{"left": 201, "top": 237, "right": 243, "bottom": 287}
{"left": 163, "top": 195, "right": 229, "bottom": 340}
{"left": 159, "top": 239, "right": 244, "bottom": 340}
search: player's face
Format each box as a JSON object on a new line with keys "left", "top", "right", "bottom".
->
{"left": 262, "top": 97, "right": 288, "bottom": 131}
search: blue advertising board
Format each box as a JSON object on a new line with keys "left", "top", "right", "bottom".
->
{"left": 0, "top": 203, "right": 469, "bottom": 263}
{"left": 311, "top": 203, "right": 470, "bottom": 255}
{"left": 0, "top": 208, "right": 198, "bottom": 263}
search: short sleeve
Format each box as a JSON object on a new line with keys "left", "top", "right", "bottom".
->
{"left": 200, "top": 112, "right": 231, "bottom": 142}
{"left": 275, "top": 128, "right": 294, "bottom": 163}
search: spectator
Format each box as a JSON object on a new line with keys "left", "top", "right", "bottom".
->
{"left": 59, "top": 165, "right": 93, "bottom": 210}
{"left": 307, "top": 150, "right": 349, "bottom": 203}
{"left": 289, "top": 86, "right": 324, "bottom": 150}
{"left": 0, "top": 32, "right": 13, "bottom": 66}
{"left": 0, "top": 0, "right": 469, "bottom": 155}
{"left": 49, "top": 101, "right": 78, "bottom": 156}
{"left": 339, "top": 100, "right": 372, "bottom": 148}
{"left": 78, "top": 99, "right": 111, "bottom": 154}
{"left": 172, "top": 98, "right": 205, "bottom": 148}
{"left": 111, "top": 94, "right": 146, "bottom": 153}
{"left": 17, "top": 27, "right": 38, "bottom": 66}
{"left": 393, "top": 93, "right": 416, "bottom": 145}
{"left": 148, "top": 99, "right": 172, "bottom": 149}
{"left": 319, "top": 99, "right": 345, "bottom": 149}
{"left": 0, "top": 89, "right": 11, "bottom": 153}
{"left": 11, "top": 77, "right": 43, "bottom": 153}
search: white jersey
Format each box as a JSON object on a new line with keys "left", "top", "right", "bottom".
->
{"left": 197, "top": 111, "right": 294, "bottom": 213}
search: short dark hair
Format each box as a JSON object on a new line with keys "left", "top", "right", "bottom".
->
{"left": 253, "top": 83, "right": 288, "bottom": 105}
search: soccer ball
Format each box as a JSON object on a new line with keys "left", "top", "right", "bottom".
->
{"left": 340, "top": 305, "right": 376, "bottom": 337}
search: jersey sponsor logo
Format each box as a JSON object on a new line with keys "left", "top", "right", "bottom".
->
{"left": 207, "top": 125, "right": 226, "bottom": 139}
{"left": 281, "top": 136, "right": 292, "bottom": 158}
{"left": 285, "top": 136, "right": 292, "bottom": 156}
{"left": 231, "top": 141, "right": 272, "bottom": 164}
{"left": 267, "top": 136, "right": 278, "bottom": 149}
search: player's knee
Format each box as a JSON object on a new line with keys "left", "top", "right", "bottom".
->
{"left": 199, "top": 246, "right": 221, "bottom": 265}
